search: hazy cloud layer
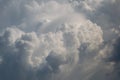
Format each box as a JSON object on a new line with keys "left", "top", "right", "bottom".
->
{"left": 0, "top": 0, "right": 120, "bottom": 80}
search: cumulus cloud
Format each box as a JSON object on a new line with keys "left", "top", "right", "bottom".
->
{"left": 0, "top": 16, "right": 103, "bottom": 80}
{"left": 0, "top": 0, "right": 120, "bottom": 80}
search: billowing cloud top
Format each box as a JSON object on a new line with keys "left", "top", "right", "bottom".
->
{"left": 0, "top": 0, "right": 120, "bottom": 80}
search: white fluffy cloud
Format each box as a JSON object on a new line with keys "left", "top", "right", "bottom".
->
{"left": 0, "top": 13, "right": 103, "bottom": 80}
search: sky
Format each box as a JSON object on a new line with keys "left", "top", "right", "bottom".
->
{"left": 0, "top": 0, "right": 120, "bottom": 80}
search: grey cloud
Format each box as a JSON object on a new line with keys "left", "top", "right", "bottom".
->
{"left": 1, "top": 0, "right": 120, "bottom": 80}
{"left": 0, "top": 14, "right": 103, "bottom": 80}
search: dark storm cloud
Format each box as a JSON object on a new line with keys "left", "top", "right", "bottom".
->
{"left": 109, "top": 38, "right": 120, "bottom": 62}
{"left": 102, "top": 37, "right": 120, "bottom": 80}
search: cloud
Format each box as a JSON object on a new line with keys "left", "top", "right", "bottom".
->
{"left": 0, "top": 13, "right": 103, "bottom": 80}
{"left": 1, "top": 0, "right": 120, "bottom": 80}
